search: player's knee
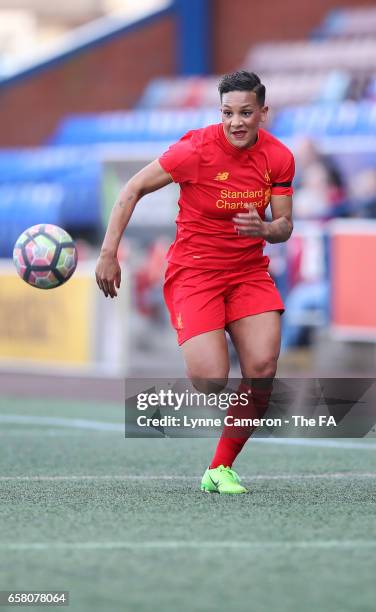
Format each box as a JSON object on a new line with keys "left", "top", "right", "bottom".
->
{"left": 190, "top": 377, "right": 228, "bottom": 394}
{"left": 188, "top": 366, "right": 229, "bottom": 394}
{"left": 244, "top": 356, "right": 278, "bottom": 379}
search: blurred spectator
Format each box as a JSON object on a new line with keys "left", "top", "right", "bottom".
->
{"left": 293, "top": 138, "right": 349, "bottom": 219}
{"left": 281, "top": 227, "right": 329, "bottom": 351}
{"left": 348, "top": 168, "right": 376, "bottom": 217}
{"left": 134, "top": 237, "right": 169, "bottom": 324}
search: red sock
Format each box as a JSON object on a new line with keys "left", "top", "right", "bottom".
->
{"left": 209, "top": 381, "right": 272, "bottom": 469}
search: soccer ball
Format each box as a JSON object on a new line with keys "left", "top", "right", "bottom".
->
{"left": 13, "top": 224, "right": 78, "bottom": 289}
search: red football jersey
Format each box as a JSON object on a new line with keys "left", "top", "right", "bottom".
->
{"left": 159, "top": 123, "right": 295, "bottom": 270}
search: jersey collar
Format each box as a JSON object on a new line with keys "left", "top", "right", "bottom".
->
{"left": 218, "top": 123, "right": 263, "bottom": 158}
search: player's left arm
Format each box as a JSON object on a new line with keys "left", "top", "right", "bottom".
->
{"left": 264, "top": 194, "right": 293, "bottom": 243}
{"left": 233, "top": 195, "right": 293, "bottom": 244}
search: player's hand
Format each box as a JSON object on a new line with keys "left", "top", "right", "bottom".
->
{"left": 95, "top": 253, "right": 121, "bottom": 298}
{"left": 233, "top": 204, "right": 268, "bottom": 238}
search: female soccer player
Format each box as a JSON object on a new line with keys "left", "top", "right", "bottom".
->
{"left": 96, "top": 71, "right": 295, "bottom": 494}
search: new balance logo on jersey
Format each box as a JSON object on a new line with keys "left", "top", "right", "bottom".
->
{"left": 215, "top": 172, "right": 230, "bottom": 181}
{"left": 177, "top": 313, "right": 183, "bottom": 329}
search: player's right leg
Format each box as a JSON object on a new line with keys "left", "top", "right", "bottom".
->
{"left": 164, "top": 264, "right": 230, "bottom": 392}
{"left": 163, "top": 263, "right": 246, "bottom": 493}
{"left": 182, "top": 332, "right": 249, "bottom": 493}
{"left": 181, "top": 329, "right": 229, "bottom": 393}
{"left": 201, "top": 278, "right": 283, "bottom": 493}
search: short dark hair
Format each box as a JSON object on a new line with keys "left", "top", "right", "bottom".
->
{"left": 218, "top": 70, "right": 266, "bottom": 106}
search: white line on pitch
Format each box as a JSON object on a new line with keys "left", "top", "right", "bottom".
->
{"left": 1, "top": 540, "right": 376, "bottom": 552}
{"left": 0, "top": 415, "right": 124, "bottom": 432}
{"left": 253, "top": 438, "right": 376, "bottom": 450}
{"left": 0, "top": 429, "right": 86, "bottom": 436}
{"left": 0, "top": 414, "right": 375, "bottom": 450}
{"left": 0, "top": 472, "right": 375, "bottom": 482}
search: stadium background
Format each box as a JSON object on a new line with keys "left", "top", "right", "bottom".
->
{"left": 1, "top": 2, "right": 376, "bottom": 611}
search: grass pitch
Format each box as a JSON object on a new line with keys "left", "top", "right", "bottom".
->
{"left": 0, "top": 395, "right": 376, "bottom": 612}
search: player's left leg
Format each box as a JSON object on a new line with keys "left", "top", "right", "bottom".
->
{"left": 202, "top": 312, "right": 281, "bottom": 493}
{"left": 228, "top": 310, "right": 281, "bottom": 452}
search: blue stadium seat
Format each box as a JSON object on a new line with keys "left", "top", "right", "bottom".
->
{"left": 0, "top": 184, "right": 62, "bottom": 257}
{"left": 271, "top": 101, "right": 376, "bottom": 137}
{"left": 50, "top": 110, "right": 220, "bottom": 145}
{"left": 0, "top": 148, "right": 103, "bottom": 248}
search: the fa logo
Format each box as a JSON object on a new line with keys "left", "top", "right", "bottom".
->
{"left": 215, "top": 172, "right": 230, "bottom": 181}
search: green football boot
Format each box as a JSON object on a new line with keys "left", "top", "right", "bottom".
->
{"left": 201, "top": 465, "right": 248, "bottom": 494}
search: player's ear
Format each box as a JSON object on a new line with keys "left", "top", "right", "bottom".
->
{"left": 260, "top": 106, "right": 268, "bottom": 123}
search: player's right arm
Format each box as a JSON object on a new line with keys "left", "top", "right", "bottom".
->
{"left": 95, "top": 160, "right": 172, "bottom": 298}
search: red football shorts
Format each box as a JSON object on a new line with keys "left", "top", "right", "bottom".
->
{"left": 164, "top": 263, "right": 285, "bottom": 345}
